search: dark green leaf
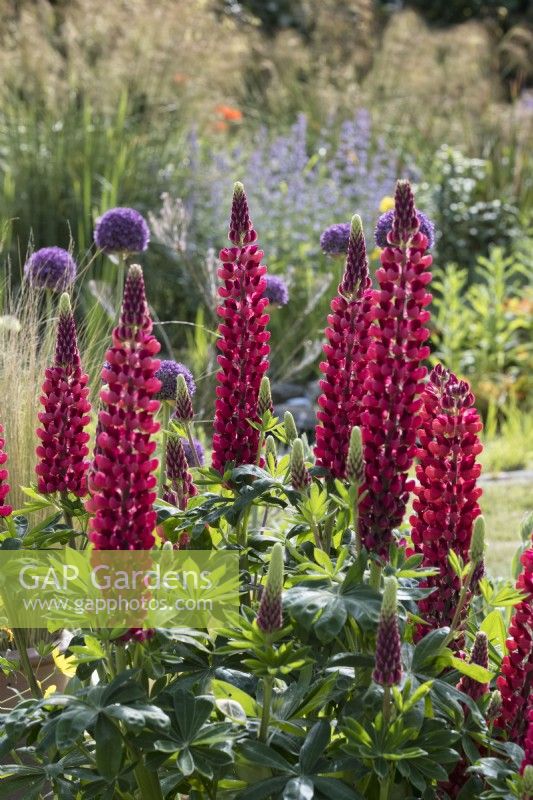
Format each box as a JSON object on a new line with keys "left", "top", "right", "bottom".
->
{"left": 299, "top": 720, "right": 330, "bottom": 772}
{"left": 94, "top": 716, "right": 123, "bottom": 780}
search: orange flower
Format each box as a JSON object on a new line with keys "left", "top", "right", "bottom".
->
{"left": 215, "top": 104, "right": 243, "bottom": 122}
{"left": 173, "top": 72, "right": 189, "bottom": 85}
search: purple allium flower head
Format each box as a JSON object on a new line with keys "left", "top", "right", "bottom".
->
{"left": 320, "top": 222, "right": 351, "bottom": 256}
{"left": 375, "top": 209, "right": 435, "bottom": 250}
{"left": 24, "top": 247, "right": 77, "bottom": 291}
{"left": 156, "top": 360, "right": 196, "bottom": 402}
{"left": 94, "top": 207, "right": 150, "bottom": 254}
{"left": 264, "top": 274, "right": 289, "bottom": 306}
{"left": 181, "top": 437, "right": 205, "bottom": 467}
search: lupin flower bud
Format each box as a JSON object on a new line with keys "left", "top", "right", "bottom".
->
{"left": 174, "top": 373, "right": 194, "bottom": 422}
{"left": 411, "top": 366, "right": 483, "bottom": 643}
{"left": 314, "top": 215, "right": 372, "bottom": 479}
{"left": 0, "top": 423, "right": 12, "bottom": 517}
{"left": 164, "top": 430, "right": 197, "bottom": 510}
{"left": 211, "top": 183, "right": 270, "bottom": 472}
{"left": 284, "top": 411, "right": 298, "bottom": 444}
{"left": 229, "top": 181, "right": 257, "bottom": 246}
{"left": 469, "top": 516, "right": 486, "bottom": 566}
{"left": 86, "top": 265, "right": 162, "bottom": 549}
{"left": 373, "top": 576, "right": 402, "bottom": 687}
{"left": 359, "top": 181, "right": 433, "bottom": 554}
{"left": 35, "top": 293, "right": 92, "bottom": 496}
{"left": 346, "top": 426, "right": 364, "bottom": 486}
{"left": 258, "top": 376, "right": 273, "bottom": 416}
{"left": 256, "top": 542, "right": 284, "bottom": 633}
{"left": 390, "top": 179, "right": 418, "bottom": 244}
{"left": 265, "top": 435, "right": 277, "bottom": 466}
{"left": 291, "top": 438, "right": 311, "bottom": 491}
{"left": 457, "top": 632, "right": 489, "bottom": 701}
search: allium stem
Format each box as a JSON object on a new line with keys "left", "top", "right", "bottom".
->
{"left": 159, "top": 403, "right": 171, "bottom": 498}
{"left": 116, "top": 253, "right": 126, "bottom": 316}
{"left": 184, "top": 422, "right": 202, "bottom": 468}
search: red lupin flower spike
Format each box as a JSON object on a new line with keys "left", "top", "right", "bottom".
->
{"left": 522, "top": 707, "right": 533, "bottom": 773}
{"left": 86, "top": 264, "right": 162, "bottom": 550}
{"left": 314, "top": 214, "right": 373, "bottom": 479}
{"left": 35, "top": 293, "right": 91, "bottom": 496}
{"left": 439, "top": 631, "right": 490, "bottom": 798}
{"left": 0, "top": 422, "right": 12, "bottom": 517}
{"left": 359, "top": 180, "right": 433, "bottom": 556}
{"left": 211, "top": 182, "right": 270, "bottom": 473}
{"left": 411, "top": 365, "right": 483, "bottom": 642}
{"left": 496, "top": 540, "right": 533, "bottom": 746}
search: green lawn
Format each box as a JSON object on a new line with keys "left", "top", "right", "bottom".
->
{"left": 481, "top": 479, "right": 532, "bottom": 578}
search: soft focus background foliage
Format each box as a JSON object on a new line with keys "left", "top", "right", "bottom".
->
{"left": 0, "top": 0, "right": 531, "bottom": 568}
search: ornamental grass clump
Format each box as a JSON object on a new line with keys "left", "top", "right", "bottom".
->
{"left": 359, "top": 179, "right": 433, "bottom": 555}
{"left": 314, "top": 215, "right": 372, "bottom": 479}
{"left": 411, "top": 365, "right": 483, "bottom": 640}
{"left": 211, "top": 182, "right": 270, "bottom": 473}
{"left": 86, "top": 264, "right": 161, "bottom": 549}
{"left": 35, "top": 293, "right": 91, "bottom": 497}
